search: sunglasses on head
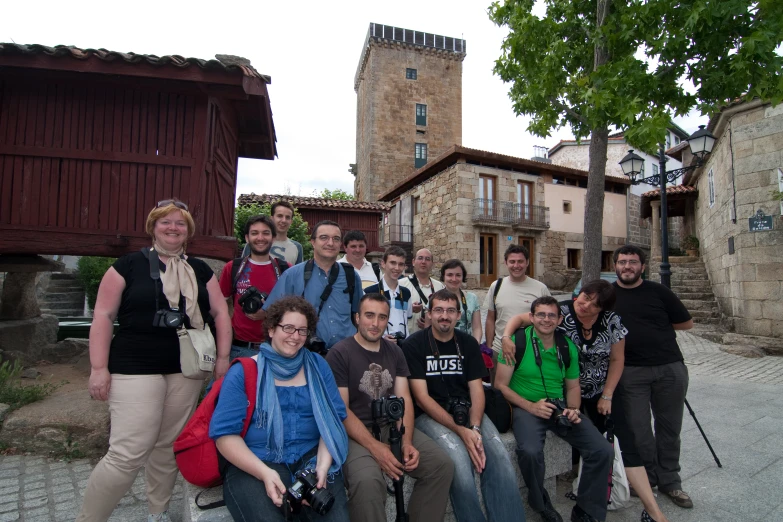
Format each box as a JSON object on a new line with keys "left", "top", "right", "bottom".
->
{"left": 156, "top": 199, "right": 189, "bottom": 211}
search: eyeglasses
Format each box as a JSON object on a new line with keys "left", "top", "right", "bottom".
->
{"left": 533, "top": 312, "right": 559, "bottom": 320}
{"left": 615, "top": 260, "right": 641, "bottom": 267}
{"left": 157, "top": 199, "right": 189, "bottom": 211}
{"left": 316, "top": 235, "right": 342, "bottom": 244}
{"left": 431, "top": 307, "right": 459, "bottom": 315}
{"left": 277, "top": 324, "right": 310, "bottom": 337}
{"left": 415, "top": 256, "right": 433, "bottom": 262}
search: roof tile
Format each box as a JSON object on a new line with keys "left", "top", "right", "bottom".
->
{"left": 238, "top": 194, "right": 389, "bottom": 212}
{"left": 641, "top": 185, "right": 698, "bottom": 198}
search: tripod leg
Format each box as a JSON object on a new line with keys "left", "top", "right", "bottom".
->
{"left": 684, "top": 398, "right": 722, "bottom": 468}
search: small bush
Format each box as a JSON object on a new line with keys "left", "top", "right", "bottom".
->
{"left": 77, "top": 256, "right": 116, "bottom": 310}
{"left": 0, "top": 361, "right": 61, "bottom": 410}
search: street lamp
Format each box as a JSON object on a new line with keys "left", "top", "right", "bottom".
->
{"left": 619, "top": 125, "right": 716, "bottom": 288}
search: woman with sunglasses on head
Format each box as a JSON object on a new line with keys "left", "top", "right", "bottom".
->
{"left": 210, "top": 296, "right": 350, "bottom": 522}
{"left": 441, "top": 259, "right": 483, "bottom": 343}
{"left": 501, "top": 280, "right": 669, "bottom": 522}
{"left": 77, "top": 199, "right": 232, "bottom": 522}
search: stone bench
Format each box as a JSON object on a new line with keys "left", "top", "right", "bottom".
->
{"left": 184, "top": 431, "right": 571, "bottom": 522}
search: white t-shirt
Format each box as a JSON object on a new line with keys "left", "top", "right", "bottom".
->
{"left": 338, "top": 256, "right": 378, "bottom": 289}
{"left": 270, "top": 238, "right": 303, "bottom": 266}
{"left": 484, "top": 276, "right": 551, "bottom": 353}
{"left": 399, "top": 275, "right": 445, "bottom": 334}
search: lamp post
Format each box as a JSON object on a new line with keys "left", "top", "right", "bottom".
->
{"left": 619, "top": 125, "right": 716, "bottom": 288}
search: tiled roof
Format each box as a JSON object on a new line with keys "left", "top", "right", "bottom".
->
{"left": 0, "top": 43, "right": 270, "bottom": 82}
{"left": 641, "top": 185, "right": 698, "bottom": 198}
{"left": 238, "top": 193, "right": 389, "bottom": 212}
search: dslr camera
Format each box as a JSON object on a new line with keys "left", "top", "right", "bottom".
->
{"left": 371, "top": 396, "right": 405, "bottom": 423}
{"left": 306, "top": 336, "right": 328, "bottom": 356}
{"left": 446, "top": 397, "right": 472, "bottom": 427}
{"left": 391, "top": 331, "right": 406, "bottom": 346}
{"left": 153, "top": 308, "right": 184, "bottom": 329}
{"left": 238, "top": 286, "right": 267, "bottom": 315}
{"left": 546, "top": 398, "right": 573, "bottom": 437}
{"left": 284, "top": 468, "right": 334, "bottom": 517}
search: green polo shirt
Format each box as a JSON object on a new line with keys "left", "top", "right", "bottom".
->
{"left": 498, "top": 327, "right": 580, "bottom": 402}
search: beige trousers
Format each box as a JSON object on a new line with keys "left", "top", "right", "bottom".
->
{"left": 76, "top": 373, "right": 203, "bottom": 521}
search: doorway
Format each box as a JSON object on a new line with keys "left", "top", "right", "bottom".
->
{"left": 518, "top": 237, "right": 535, "bottom": 277}
{"left": 479, "top": 234, "right": 497, "bottom": 287}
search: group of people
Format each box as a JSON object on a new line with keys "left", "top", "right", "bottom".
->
{"left": 77, "top": 199, "right": 694, "bottom": 522}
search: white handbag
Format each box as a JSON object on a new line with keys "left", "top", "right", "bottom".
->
{"left": 177, "top": 326, "right": 216, "bottom": 380}
{"left": 572, "top": 430, "right": 631, "bottom": 510}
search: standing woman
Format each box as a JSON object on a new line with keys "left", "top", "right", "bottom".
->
{"left": 501, "top": 280, "right": 669, "bottom": 522}
{"left": 441, "top": 259, "right": 483, "bottom": 343}
{"left": 77, "top": 199, "right": 231, "bottom": 522}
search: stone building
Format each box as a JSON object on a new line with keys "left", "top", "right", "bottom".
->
{"left": 353, "top": 23, "right": 465, "bottom": 202}
{"left": 378, "top": 146, "right": 630, "bottom": 289}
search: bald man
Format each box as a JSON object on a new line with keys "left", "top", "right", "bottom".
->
{"left": 399, "top": 248, "right": 444, "bottom": 334}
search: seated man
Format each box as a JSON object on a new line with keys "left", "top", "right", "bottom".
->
{"left": 402, "top": 289, "right": 526, "bottom": 522}
{"left": 326, "top": 293, "right": 453, "bottom": 522}
{"left": 496, "top": 296, "right": 613, "bottom": 522}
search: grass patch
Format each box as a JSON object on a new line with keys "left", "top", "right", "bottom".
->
{"left": 0, "top": 360, "right": 61, "bottom": 410}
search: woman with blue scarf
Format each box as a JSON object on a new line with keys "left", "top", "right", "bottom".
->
{"left": 210, "top": 296, "right": 350, "bottom": 521}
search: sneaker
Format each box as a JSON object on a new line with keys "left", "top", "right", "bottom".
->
{"left": 148, "top": 512, "right": 171, "bottom": 522}
{"left": 570, "top": 504, "right": 599, "bottom": 522}
{"left": 539, "top": 506, "right": 564, "bottom": 522}
{"left": 664, "top": 489, "right": 693, "bottom": 508}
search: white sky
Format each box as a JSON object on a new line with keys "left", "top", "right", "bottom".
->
{"left": 3, "top": 0, "right": 707, "bottom": 199}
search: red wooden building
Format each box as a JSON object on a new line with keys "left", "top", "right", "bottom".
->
{"left": 0, "top": 44, "right": 276, "bottom": 261}
{"left": 237, "top": 193, "right": 388, "bottom": 254}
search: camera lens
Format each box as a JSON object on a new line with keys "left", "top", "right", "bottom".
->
{"left": 388, "top": 400, "right": 404, "bottom": 419}
{"left": 308, "top": 487, "right": 335, "bottom": 516}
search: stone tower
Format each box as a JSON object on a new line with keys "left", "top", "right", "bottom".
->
{"left": 354, "top": 23, "right": 466, "bottom": 201}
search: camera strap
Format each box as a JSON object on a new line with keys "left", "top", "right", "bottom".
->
{"left": 142, "top": 247, "right": 169, "bottom": 312}
{"left": 531, "top": 333, "right": 566, "bottom": 400}
{"left": 456, "top": 290, "right": 468, "bottom": 327}
{"left": 408, "top": 275, "right": 430, "bottom": 305}
{"left": 379, "top": 278, "right": 408, "bottom": 338}
{"left": 303, "top": 260, "right": 340, "bottom": 317}
{"left": 427, "top": 328, "right": 466, "bottom": 396}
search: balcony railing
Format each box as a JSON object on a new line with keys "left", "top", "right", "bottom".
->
{"left": 472, "top": 199, "right": 550, "bottom": 229}
{"left": 380, "top": 224, "right": 413, "bottom": 245}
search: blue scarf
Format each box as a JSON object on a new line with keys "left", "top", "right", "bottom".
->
{"left": 254, "top": 343, "right": 348, "bottom": 473}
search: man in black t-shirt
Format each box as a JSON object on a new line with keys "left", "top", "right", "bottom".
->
{"left": 326, "top": 294, "right": 452, "bottom": 522}
{"left": 401, "top": 289, "right": 526, "bottom": 522}
{"left": 612, "top": 245, "right": 694, "bottom": 509}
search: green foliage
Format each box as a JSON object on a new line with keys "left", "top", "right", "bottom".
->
{"left": 771, "top": 190, "right": 783, "bottom": 201}
{"left": 77, "top": 256, "right": 116, "bottom": 311}
{"left": 315, "top": 188, "right": 354, "bottom": 200}
{"left": 0, "top": 361, "right": 61, "bottom": 410}
{"left": 234, "top": 203, "right": 313, "bottom": 260}
{"left": 682, "top": 235, "right": 700, "bottom": 250}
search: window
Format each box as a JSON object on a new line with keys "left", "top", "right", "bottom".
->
{"left": 563, "top": 201, "right": 572, "bottom": 214}
{"left": 415, "top": 143, "right": 428, "bottom": 168}
{"left": 406, "top": 68, "right": 417, "bottom": 80}
{"left": 416, "top": 104, "right": 427, "bottom": 126}
{"left": 518, "top": 181, "right": 533, "bottom": 220}
{"left": 414, "top": 196, "right": 421, "bottom": 215}
{"left": 666, "top": 133, "right": 672, "bottom": 149}
{"left": 708, "top": 168, "right": 715, "bottom": 207}
{"left": 479, "top": 175, "right": 496, "bottom": 217}
{"left": 675, "top": 136, "right": 681, "bottom": 145}
{"left": 652, "top": 164, "right": 659, "bottom": 176}
{"left": 601, "top": 251, "right": 614, "bottom": 271}
{"left": 567, "top": 249, "right": 582, "bottom": 269}
{"left": 552, "top": 176, "right": 564, "bottom": 184}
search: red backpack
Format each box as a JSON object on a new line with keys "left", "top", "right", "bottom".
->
{"left": 174, "top": 357, "right": 258, "bottom": 489}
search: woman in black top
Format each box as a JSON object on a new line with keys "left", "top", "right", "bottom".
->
{"left": 77, "top": 199, "right": 231, "bottom": 522}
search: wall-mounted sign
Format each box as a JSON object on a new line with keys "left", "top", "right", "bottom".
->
{"left": 507, "top": 236, "right": 513, "bottom": 241}
{"left": 749, "top": 209, "right": 773, "bottom": 232}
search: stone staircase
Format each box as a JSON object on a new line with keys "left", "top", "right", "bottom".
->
{"left": 651, "top": 256, "right": 722, "bottom": 326}
{"left": 39, "top": 273, "right": 86, "bottom": 317}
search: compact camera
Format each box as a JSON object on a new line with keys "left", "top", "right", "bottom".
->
{"left": 306, "top": 336, "right": 327, "bottom": 356}
{"left": 447, "top": 397, "right": 472, "bottom": 427}
{"left": 371, "top": 396, "right": 405, "bottom": 423}
{"left": 153, "top": 308, "right": 184, "bottom": 329}
{"left": 546, "top": 398, "right": 573, "bottom": 436}
{"left": 238, "top": 286, "right": 267, "bottom": 315}
{"left": 284, "top": 468, "right": 334, "bottom": 517}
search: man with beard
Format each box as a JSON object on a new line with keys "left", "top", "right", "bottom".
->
{"left": 326, "top": 293, "right": 453, "bottom": 522}
{"left": 402, "top": 289, "right": 526, "bottom": 522}
{"left": 219, "top": 215, "right": 289, "bottom": 359}
{"left": 612, "top": 245, "right": 694, "bottom": 509}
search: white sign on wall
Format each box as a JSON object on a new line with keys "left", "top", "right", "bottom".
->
{"left": 778, "top": 168, "right": 783, "bottom": 215}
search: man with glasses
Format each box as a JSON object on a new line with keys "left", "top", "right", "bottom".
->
{"left": 399, "top": 248, "right": 443, "bottom": 334}
{"left": 495, "top": 296, "right": 612, "bottom": 522}
{"left": 263, "top": 220, "right": 363, "bottom": 350}
{"left": 364, "top": 246, "right": 414, "bottom": 341}
{"left": 612, "top": 245, "right": 694, "bottom": 509}
{"left": 401, "top": 289, "right": 526, "bottom": 522}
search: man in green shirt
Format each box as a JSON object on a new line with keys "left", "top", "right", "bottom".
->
{"left": 496, "top": 297, "right": 613, "bottom": 522}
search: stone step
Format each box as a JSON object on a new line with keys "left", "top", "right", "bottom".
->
{"left": 693, "top": 317, "right": 723, "bottom": 325}
{"left": 40, "top": 299, "right": 85, "bottom": 311}
{"left": 41, "top": 308, "right": 86, "bottom": 318}
{"left": 670, "top": 279, "right": 713, "bottom": 289}
{"left": 680, "top": 299, "right": 717, "bottom": 311}
{"left": 669, "top": 273, "right": 708, "bottom": 281}
{"left": 653, "top": 256, "right": 699, "bottom": 264}
{"left": 41, "top": 291, "right": 85, "bottom": 303}
{"left": 670, "top": 268, "right": 709, "bottom": 277}
{"left": 674, "top": 292, "right": 715, "bottom": 300}
{"left": 50, "top": 272, "right": 79, "bottom": 280}
{"left": 689, "top": 309, "right": 720, "bottom": 319}
{"left": 47, "top": 280, "right": 83, "bottom": 290}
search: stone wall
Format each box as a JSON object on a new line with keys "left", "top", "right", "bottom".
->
{"left": 693, "top": 101, "right": 783, "bottom": 338}
{"left": 627, "top": 193, "right": 651, "bottom": 248}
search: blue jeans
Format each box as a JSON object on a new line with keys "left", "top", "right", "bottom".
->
{"left": 415, "top": 413, "right": 526, "bottom": 522}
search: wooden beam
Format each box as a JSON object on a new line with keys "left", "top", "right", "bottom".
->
{"left": 0, "top": 144, "right": 196, "bottom": 167}
{"left": 0, "top": 255, "right": 64, "bottom": 273}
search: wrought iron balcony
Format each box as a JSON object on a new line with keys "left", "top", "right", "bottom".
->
{"left": 472, "top": 199, "right": 550, "bottom": 229}
{"left": 380, "top": 224, "right": 413, "bottom": 245}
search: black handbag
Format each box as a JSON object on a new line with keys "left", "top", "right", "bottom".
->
{"left": 483, "top": 385, "right": 513, "bottom": 433}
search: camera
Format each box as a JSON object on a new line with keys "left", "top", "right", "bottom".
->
{"left": 546, "top": 398, "right": 573, "bottom": 437}
{"left": 153, "top": 308, "right": 184, "bottom": 328}
{"left": 391, "top": 331, "right": 406, "bottom": 346}
{"left": 371, "top": 396, "right": 405, "bottom": 423}
{"left": 306, "top": 336, "right": 327, "bottom": 356}
{"left": 238, "top": 286, "right": 267, "bottom": 315}
{"left": 284, "top": 468, "right": 334, "bottom": 517}
{"left": 446, "top": 397, "right": 472, "bottom": 427}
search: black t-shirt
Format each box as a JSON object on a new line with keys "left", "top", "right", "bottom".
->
{"left": 612, "top": 280, "right": 691, "bottom": 366}
{"left": 108, "top": 251, "right": 215, "bottom": 375}
{"left": 401, "top": 328, "right": 487, "bottom": 417}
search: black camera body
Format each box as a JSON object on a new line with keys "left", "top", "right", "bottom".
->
{"left": 285, "top": 468, "right": 334, "bottom": 517}
{"left": 546, "top": 398, "right": 573, "bottom": 436}
{"left": 371, "top": 396, "right": 405, "bottom": 423}
{"left": 391, "top": 331, "right": 406, "bottom": 346}
{"left": 447, "top": 397, "right": 472, "bottom": 427}
{"left": 238, "top": 286, "right": 267, "bottom": 315}
{"left": 306, "top": 336, "right": 327, "bottom": 356}
{"left": 153, "top": 308, "right": 184, "bottom": 329}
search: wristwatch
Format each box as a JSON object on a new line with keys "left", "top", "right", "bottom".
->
{"left": 470, "top": 425, "right": 481, "bottom": 432}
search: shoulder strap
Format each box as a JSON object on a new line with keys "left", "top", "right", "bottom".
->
{"left": 371, "top": 262, "right": 381, "bottom": 281}
{"left": 238, "top": 358, "right": 259, "bottom": 437}
{"left": 513, "top": 325, "right": 531, "bottom": 371}
{"left": 492, "top": 277, "right": 504, "bottom": 309}
{"left": 554, "top": 331, "right": 571, "bottom": 371}
{"left": 230, "top": 257, "right": 247, "bottom": 295}
{"left": 408, "top": 275, "right": 429, "bottom": 304}
{"left": 275, "top": 257, "right": 288, "bottom": 275}
{"left": 342, "top": 263, "right": 356, "bottom": 309}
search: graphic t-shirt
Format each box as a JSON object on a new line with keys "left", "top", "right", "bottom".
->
{"left": 219, "top": 258, "right": 286, "bottom": 343}
{"left": 326, "top": 337, "right": 410, "bottom": 427}
{"left": 484, "top": 276, "right": 551, "bottom": 353}
{"left": 270, "top": 238, "right": 303, "bottom": 266}
{"left": 402, "top": 328, "right": 487, "bottom": 416}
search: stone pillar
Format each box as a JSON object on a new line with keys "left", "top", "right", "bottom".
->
{"left": 1, "top": 272, "right": 40, "bottom": 319}
{"left": 650, "top": 201, "right": 661, "bottom": 260}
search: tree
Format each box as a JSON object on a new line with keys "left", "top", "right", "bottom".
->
{"left": 315, "top": 188, "right": 354, "bottom": 200}
{"left": 234, "top": 203, "right": 313, "bottom": 260}
{"left": 489, "top": 0, "right": 783, "bottom": 281}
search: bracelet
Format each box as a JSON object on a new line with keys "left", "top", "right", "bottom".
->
{"left": 601, "top": 395, "right": 613, "bottom": 401}
{"left": 500, "top": 335, "right": 510, "bottom": 340}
